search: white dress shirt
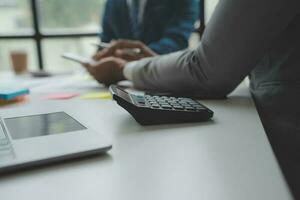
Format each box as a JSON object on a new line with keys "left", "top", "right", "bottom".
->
{"left": 127, "top": 0, "right": 148, "bottom": 24}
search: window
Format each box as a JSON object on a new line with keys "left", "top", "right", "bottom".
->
{"left": 204, "top": 0, "right": 219, "bottom": 24}
{"left": 0, "top": 0, "right": 32, "bottom": 34}
{"left": 0, "top": 0, "right": 106, "bottom": 72}
{"left": 38, "top": 0, "right": 105, "bottom": 34}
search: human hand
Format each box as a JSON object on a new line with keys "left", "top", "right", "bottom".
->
{"left": 83, "top": 57, "right": 127, "bottom": 86}
{"left": 93, "top": 40, "right": 157, "bottom": 62}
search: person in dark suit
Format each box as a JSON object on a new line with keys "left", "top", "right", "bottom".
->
{"left": 100, "top": 0, "right": 199, "bottom": 56}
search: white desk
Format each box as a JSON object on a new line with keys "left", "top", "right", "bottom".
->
{"left": 0, "top": 74, "right": 293, "bottom": 200}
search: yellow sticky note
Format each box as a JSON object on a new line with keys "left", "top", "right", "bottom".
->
{"left": 80, "top": 92, "right": 112, "bottom": 100}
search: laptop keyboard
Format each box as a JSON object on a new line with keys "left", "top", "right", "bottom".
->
{"left": 0, "top": 121, "right": 8, "bottom": 144}
{"left": 0, "top": 119, "right": 14, "bottom": 162}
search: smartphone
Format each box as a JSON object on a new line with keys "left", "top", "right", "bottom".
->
{"left": 93, "top": 42, "right": 141, "bottom": 55}
{"left": 92, "top": 42, "right": 110, "bottom": 50}
{"left": 62, "top": 53, "right": 96, "bottom": 65}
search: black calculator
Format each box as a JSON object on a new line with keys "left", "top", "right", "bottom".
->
{"left": 109, "top": 85, "right": 213, "bottom": 125}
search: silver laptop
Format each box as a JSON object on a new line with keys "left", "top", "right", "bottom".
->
{"left": 0, "top": 111, "right": 112, "bottom": 172}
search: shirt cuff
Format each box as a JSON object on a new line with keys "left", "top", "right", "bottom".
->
{"left": 123, "top": 61, "right": 139, "bottom": 80}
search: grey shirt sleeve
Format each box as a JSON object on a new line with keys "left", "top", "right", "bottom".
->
{"left": 127, "top": 0, "right": 300, "bottom": 97}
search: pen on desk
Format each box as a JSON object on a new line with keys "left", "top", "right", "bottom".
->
{"left": 92, "top": 42, "right": 141, "bottom": 55}
{"left": 94, "top": 42, "right": 110, "bottom": 49}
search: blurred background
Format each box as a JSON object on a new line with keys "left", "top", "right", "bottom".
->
{"left": 0, "top": 0, "right": 219, "bottom": 73}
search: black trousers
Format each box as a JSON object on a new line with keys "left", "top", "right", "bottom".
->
{"left": 252, "top": 86, "right": 300, "bottom": 200}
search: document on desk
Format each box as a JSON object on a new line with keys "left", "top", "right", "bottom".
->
{"left": 42, "top": 93, "right": 79, "bottom": 100}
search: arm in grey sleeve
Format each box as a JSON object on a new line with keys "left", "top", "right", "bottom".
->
{"left": 128, "top": 0, "right": 300, "bottom": 96}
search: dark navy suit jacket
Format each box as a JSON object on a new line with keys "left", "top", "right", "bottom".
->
{"left": 100, "top": 0, "right": 199, "bottom": 54}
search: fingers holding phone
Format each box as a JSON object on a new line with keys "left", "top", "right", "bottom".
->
{"left": 62, "top": 53, "right": 97, "bottom": 65}
{"left": 93, "top": 40, "right": 157, "bottom": 62}
{"left": 84, "top": 57, "right": 127, "bottom": 86}
{"left": 61, "top": 52, "right": 98, "bottom": 79}
{"left": 62, "top": 41, "right": 151, "bottom": 86}
{"left": 114, "top": 48, "right": 144, "bottom": 61}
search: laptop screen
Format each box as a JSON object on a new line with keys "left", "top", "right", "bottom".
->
{"left": 4, "top": 112, "right": 86, "bottom": 140}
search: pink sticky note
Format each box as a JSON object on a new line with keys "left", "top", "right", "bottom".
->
{"left": 43, "top": 93, "right": 79, "bottom": 100}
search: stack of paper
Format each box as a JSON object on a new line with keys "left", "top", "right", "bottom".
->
{"left": 0, "top": 87, "right": 29, "bottom": 105}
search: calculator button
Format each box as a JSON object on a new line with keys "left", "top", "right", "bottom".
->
{"left": 193, "top": 105, "right": 204, "bottom": 109}
{"left": 161, "top": 105, "right": 172, "bottom": 109}
{"left": 160, "top": 102, "right": 170, "bottom": 105}
{"left": 173, "top": 106, "right": 184, "bottom": 110}
{"left": 185, "top": 106, "right": 194, "bottom": 109}
{"left": 187, "top": 101, "right": 196, "bottom": 104}
{"left": 178, "top": 100, "right": 189, "bottom": 103}
{"left": 180, "top": 103, "right": 190, "bottom": 107}
{"left": 160, "top": 105, "right": 170, "bottom": 108}
{"left": 151, "top": 105, "right": 160, "bottom": 108}
{"left": 161, "top": 101, "right": 168, "bottom": 104}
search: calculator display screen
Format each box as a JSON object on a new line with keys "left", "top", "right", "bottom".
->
{"left": 4, "top": 112, "right": 86, "bottom": 140}
{"left": 116, "top": 88, "right": 132, "bottom": 103}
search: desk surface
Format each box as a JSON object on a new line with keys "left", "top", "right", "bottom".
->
{"left": 0, "top": 73, "right": 292, "bottom": 200}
